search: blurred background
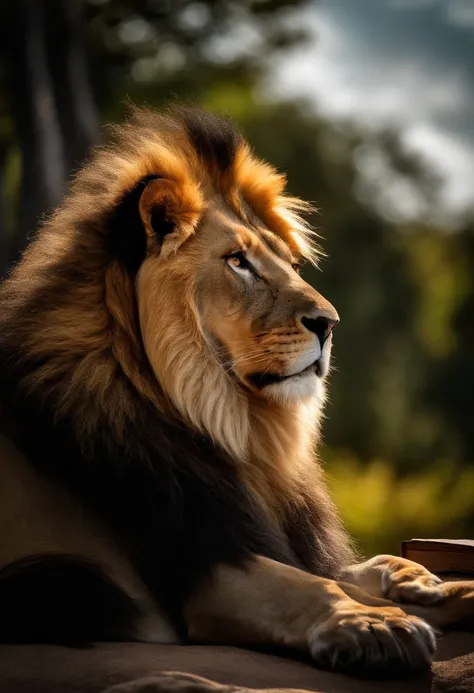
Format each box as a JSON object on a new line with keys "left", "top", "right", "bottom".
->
{"left": 0, "top": 0, "right": 473, "bottom": 556}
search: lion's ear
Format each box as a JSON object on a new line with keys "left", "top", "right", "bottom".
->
{"left": 138, "top": 178, "right": 203, "bottom": 257}
{"left": 138, "top": 178, "right": 176, "bottom": 247}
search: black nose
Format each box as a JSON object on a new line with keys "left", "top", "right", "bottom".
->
{"left": 301, "top": 314, "right": 339, "bottom": 348}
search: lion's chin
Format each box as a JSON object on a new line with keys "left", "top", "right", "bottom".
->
{"left": 237, "top": 354, "right": 329, "bottom": 405}
{"left": 263, "top": 369, "right": 324, "bottom": 404}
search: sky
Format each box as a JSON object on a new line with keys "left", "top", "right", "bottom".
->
{"left": 270, "top": 0, "right": 474, "bottom": 223}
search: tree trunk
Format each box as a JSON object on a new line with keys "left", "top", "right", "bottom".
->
{"left": 46, "top": 0, "right": 101, "bottom": 174}
{"left": 7, "top": 0, "right": 66, "bottom": 261}
{"left": 0, "top": 141, "right": 8, "bottom": 276}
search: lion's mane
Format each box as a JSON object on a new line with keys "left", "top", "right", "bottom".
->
{"left": 0, "top": 107, "right": 353, "bottom": 633}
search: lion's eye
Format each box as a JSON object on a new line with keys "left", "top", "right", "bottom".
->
{"left": 226, "top": 251, "right": 251, "bottom": 271}
{"left": 292, "top": 259, "right": 306, "bottom": 274}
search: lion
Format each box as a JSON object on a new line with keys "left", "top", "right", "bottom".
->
{"left": 0, "top": 106, "right": 472, "bottom": 682}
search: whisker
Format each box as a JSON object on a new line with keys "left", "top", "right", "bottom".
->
{"left": 222, "top": 355, "right": 270, "bottom": 372}
{"left": 219, "top": 350, "right": 271, "bottom": 366}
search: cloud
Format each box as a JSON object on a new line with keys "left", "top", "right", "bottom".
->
{"left": 447, "top": 0, "right": 474, "bottom": 28}
{"left": 388, "top": 0, "right": 438, "bottom": 7}
{"left": 267, "top": 0, "right": 474, "bottom": 220}
{"left": 402, "top": 124, "right": 474, "bottom": 214}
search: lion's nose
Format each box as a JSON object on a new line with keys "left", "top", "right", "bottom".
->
{"left": 301, "top": 310, "right": 339, "bottom": 349}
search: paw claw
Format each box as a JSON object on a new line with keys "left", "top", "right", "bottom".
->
{"left": 308, "top": 608, "right": 435, "bottom": 676}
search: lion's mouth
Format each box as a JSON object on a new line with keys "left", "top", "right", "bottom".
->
{"left": 249, "top": 360, "right": 321, "bottom": 389}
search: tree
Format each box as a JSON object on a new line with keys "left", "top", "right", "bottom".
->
{"left": 0, "top": 0, "right": 100, "bottom": 265}
{"left": 0, "top": 0, "right": 308, "bottom": 272}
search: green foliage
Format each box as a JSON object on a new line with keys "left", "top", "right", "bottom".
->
{"left": 403, "top": 231, "right": 470, "bottom": 359}
{"left": 325, "top": 452, "right": 474, "bottom": 556}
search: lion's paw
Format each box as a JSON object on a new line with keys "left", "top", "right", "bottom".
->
{"left": 102, "top": 672, "right": 242, "bottom": 693}
{"left": 381, "top": 562, "right": 444, "bottom": 606}
{"left": 345, "top": 555, "right": 445, "bottom": 607}
{"left": 308, "top": 605, "right": 436, "bottom": 676}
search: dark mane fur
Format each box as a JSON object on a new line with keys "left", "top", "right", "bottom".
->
{"left": 1, "top": 347, "right": 344, "bottom": 635}
{"left": 178, "top": 107, "right": 242, "bottom": 174}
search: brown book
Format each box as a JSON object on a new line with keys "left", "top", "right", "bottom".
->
{"left": 402, "top": 539, "right": 474, "bottom": 576}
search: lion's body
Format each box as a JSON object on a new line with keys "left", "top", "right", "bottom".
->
{"left": 0, "top": 106, "right": 353, "bottom": 645}
{"left": 0, "top": 430, "right": 177, "bottom": 642}
{"left": 3, "top": 107, "right": 462, "bottom": 672}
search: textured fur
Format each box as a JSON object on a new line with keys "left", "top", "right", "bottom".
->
{"left": 0, "top": 106, "right": 354, "bottom": 643}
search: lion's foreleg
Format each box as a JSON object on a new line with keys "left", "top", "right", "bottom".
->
{"left": 183, "top": 556, "right": 435, "bottom": 675}
{"left": 342, "top": 555, "right": 474, "bottom": 629}
{"left": 398, "top": 581, "right": 474, "bottom": 629}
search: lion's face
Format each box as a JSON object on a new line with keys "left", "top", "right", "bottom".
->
{"left": 194, "top": 206, "right": 338, "bottom": 403}
{"left": 137, "top": 190, "right": 338, "bottom": 406}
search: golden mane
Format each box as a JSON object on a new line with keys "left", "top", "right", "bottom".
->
{"left": 0, "top": 106, "right": 341, "bottom": 533}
